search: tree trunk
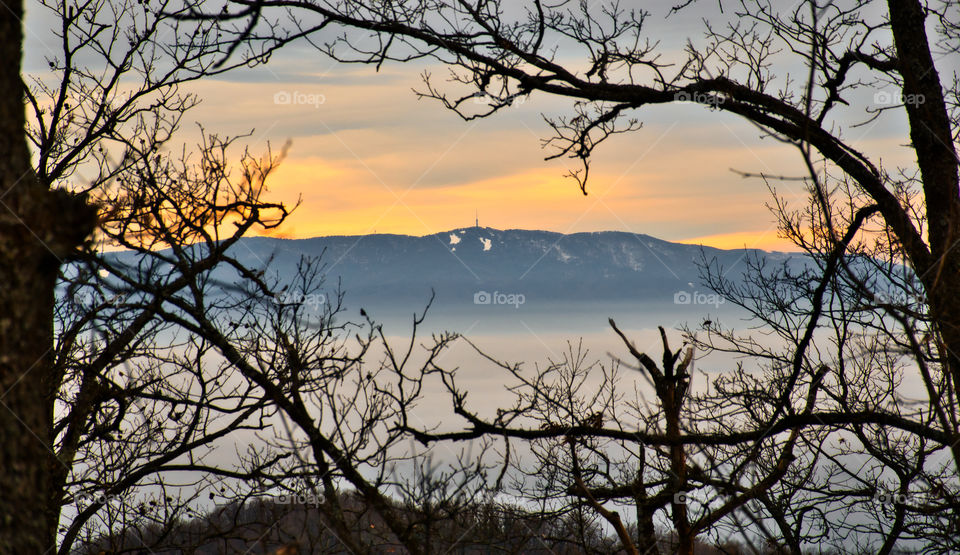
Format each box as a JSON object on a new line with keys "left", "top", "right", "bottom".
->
{"left": 0, "top": 2, "right": 96, "bottom": 550}
{"left": 665, "top": 385, "right": 694, "bottom": 555}
{"left": 887, "top": 0, "right": 960, "bottom": 431}
{"left": 930, "top": 287, "right": 960, "bottom": 424}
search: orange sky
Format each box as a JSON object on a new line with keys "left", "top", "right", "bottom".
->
{"left": 179, "top": 71, "right": 797, "bottom": 251}
{"left": 28, "top": 55, "right": 903, "bottom": 255}
{"left": 20, "top": 3, "right": 917, "bottom": 254}
{"left": 167, "top": 55, "right": 915, "bottom": 254}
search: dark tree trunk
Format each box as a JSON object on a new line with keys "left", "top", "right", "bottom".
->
{"left": 0, "top": 2, "right": 96, "bottom": 550}
{"left": 887, "top": 0, "right": 960, "bottom": 419}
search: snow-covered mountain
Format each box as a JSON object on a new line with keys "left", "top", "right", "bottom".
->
{"left": 225, "top": 227, "right": 799, "bottom": 312}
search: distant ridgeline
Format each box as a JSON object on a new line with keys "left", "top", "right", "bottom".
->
{"left": 216, "top": 228, "right": 803, "bottom": 311}
{"left": 65, "top": 228, "right": 911, "bottom": 316}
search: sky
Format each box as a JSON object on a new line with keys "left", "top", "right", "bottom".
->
{"left": 23, "top": 1, "right": 920, "bottom": 252}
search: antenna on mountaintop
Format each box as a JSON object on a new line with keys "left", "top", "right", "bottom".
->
{"left": 475, "top": 209, "right": 479, "bottom": 228}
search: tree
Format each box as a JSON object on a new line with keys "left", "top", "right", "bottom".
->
{"left": 2, "top": 0, "right": 292, "bottom": 549}
{"left": 11, "top": 0, "right": 956, "bottom": 551}
{"left": 183, "top": 0, "right": 957, "bottom": 401}
{"left": 55, "top": 130, "right": 294, "bottom": 553}
{"left": 0, "top": 1, "right": 97, "bottom": 550}
{"left": 173, "top": 0, "right": 960, "bottom": 552}
{"left": 689, "top": 173, "right": 960, "bottom": 550}
{"left": 15, "top": 3, "right": 497, "bottom": 552}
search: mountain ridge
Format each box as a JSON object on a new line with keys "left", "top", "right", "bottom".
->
{"left": 223, "top": 227, "right": 799, "bottom": 311}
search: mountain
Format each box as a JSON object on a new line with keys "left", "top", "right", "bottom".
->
{"left": 223, "top": 227, "right": 800, "bottom": 314}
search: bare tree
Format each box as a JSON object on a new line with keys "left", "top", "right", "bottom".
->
{"left": 159, "top": 280, "right": 496, "bottom": 554}
{"left": 687, "top": 174, "right": 960, "bottom": 552}
{"left": 181, "top": 0, "right": 958, "bottom": 417}
{"left": 5, "top": 0, "right": 294, "bottom": 549}
{"left": 54, "top": 129, "right": 298, "bottom": 553}
{"left": 17, "top": 3, "right": 502, "bottom": 552}
{"left": 15, "top": 0, "right": 958, "bottom": 552}
{"left": 0, "top": 1, "right": 97, "bottom": 549}
{"left": 169, "top": 0, "right": 960, "bottom": 552}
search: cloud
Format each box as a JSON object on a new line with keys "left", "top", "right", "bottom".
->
{"left": 21, "top": 13, "right": 914, "bottom": 252}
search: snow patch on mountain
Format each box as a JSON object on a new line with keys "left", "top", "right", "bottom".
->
{"left": 623, "top": 247, "right": 644, "bottom": 271}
